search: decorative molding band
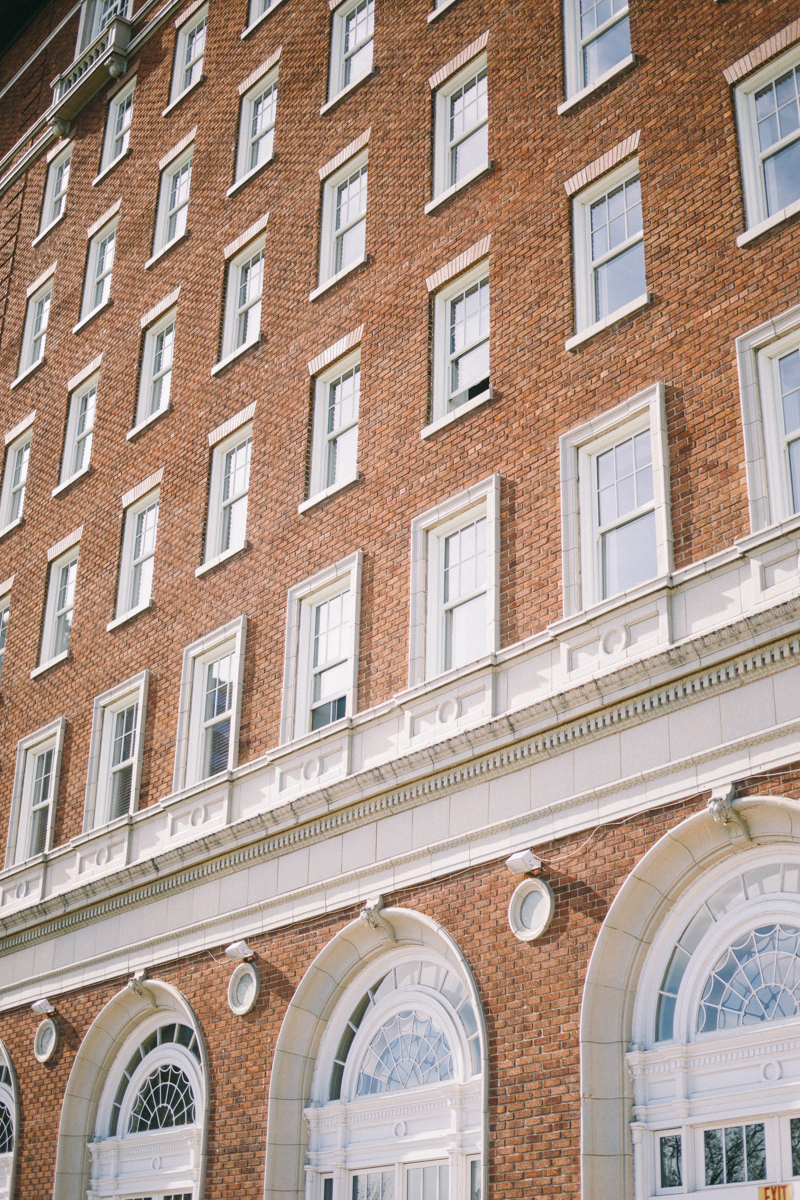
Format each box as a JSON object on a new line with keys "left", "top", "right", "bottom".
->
{"left": 563, "top": 131, "right": 640, "bottom": 196}
{"left": 428, "top": 30, "right": 489, "bottom": 90}
{"left": 318, "top": 128, "right": 371, "bottom": 181}
{"left": 67, "top": 354, "right": 103, "bottom": 393}
{"left": 208, "top": 402, "right": 257, "bottom": 446}
{"left": 47, "top": 525, "right": 83, "bottom": 562}
{"left": 223, "top": 213, "right": 269, "bottom": 259}
{"left": 238, "top": 45, "right": 282, "bottom": 95}
{"left": 140, "top": 287, "right": 181, "bottom": 330}
{"left": 174, "top": 0, "right": 204, "bottom": 28}
{"left": 425, "top": 235, "right": 491, "bottom": 293}
{"left": 87, "top": 199, "right": 121, "bottom": 240}
{"left": 0, "top": 574, "right": 14, "bottom": 598}
{"left": 3, "top": 624, "right": 800, "bottom": 963}
{"left": 723, "top": 18, "right": 800, "bottom": 85}
{"left": 4, "top": 410, "right": 35, "bottom": 446}
{"left": 307, "top": 325, "right": 364, "bottom": 375}
{"left": 121, "top": 468, "right": 164, "bottom": 509}
{"left": 26, "top": 261, "right": 57, "bottom": 298}
{"left": 158, "top": 126, "right": 196, "bottom": 172}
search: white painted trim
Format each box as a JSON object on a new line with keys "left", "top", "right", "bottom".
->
{"left": 420, "top": 388, "right": 492, "bottom": 438}
{"left": 240, "top": 0, "right": 289, "bottom": 37}
{"left": 565, "top": 292, "right": 650, "bottom": 351}
{"left": 309, "top": 252, "right": 368, "bottom": 301}
{"left": 105, "top": 599, "right": 152, "bottom": 630}
{"left": 4, "top": 716, "right": 67, "bottom": 868}
{"left": 194, "top": 543, "right": 248, "bottom": 577}
{"left": 557, "top": 52, "right": 635, "bottom": 114}
{"left": 424, "top": 160, "right": 492, "bottom": 214}
{"left": 297, "top": 473, "right": 359, "bottom": 514}
{"left": 82, "top": 670, "right": 149, "bottom": 829}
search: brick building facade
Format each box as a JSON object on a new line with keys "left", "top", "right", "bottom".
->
{"left": 0, "top": 0, "right": 800, "bottom": 1197}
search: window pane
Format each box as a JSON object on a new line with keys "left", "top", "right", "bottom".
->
{"left": 444, "top": 518, "right": 486, "bottom": 603}
{"left": 789, "top": 436, "right": 800, "bottom": 512}
{"left": 313, "top": 592, "right": 348, "bottom": 667}
{"left": 337, "top": 217, "right": 366, "bottom": 272}
{"left": 745, "top": 1123, "right": 766, "bottom": 1181}
{"left": 594, "top": 238, "right": 645, "bottom": 320}
{"left": 791, "top": 1116, "right": 800, "bottom": 1175}
{"left": 582, "top": 13, "right": 630, "bottom": 85}
{"left": 314, "top": 659, "right": 350, "bottom": 703}
{"left": 704, "top": 1129, "right": 724, "bottom": 1187}
{"left": 601, "top": 509, "right": 657, "bottom": 597}
{"left": 579, "top": 0, "right": 626, "bottom": 37}
{"left": 763, "top": 134, "right": 800, "bottom": 215}
{"left": 756, "top": 67, "right": 800, "bottom": 151}
{"left": 452, "top": 123, "right": 488, "bottom": 186}
{"left": 659, "top": 1135, "right": 682, "bottom": 1188}
{"left": 110, "top": 763, "right": 133, "bottom": 819}
{"left": 327, "top": 424, "right": 358, "bottom": 486}
{"left": 204, "top": 718, "right": 230, "bottom": 776}
{"left": 469, "top": 1160, "right": 481, "bottom": 1200}
{"left": 450, "top": 71, "right": 488, "bottom": 142}
{"left": 446, "top": 591, "right": 486, "bottom": 670}
{"left": 205, "top": 654, "right": 233, "bottom": 722}
{"left": 724, "top": 1125, "right": 745, "bottom": 1184}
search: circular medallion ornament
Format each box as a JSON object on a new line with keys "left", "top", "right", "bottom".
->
{"left": 228, "top": 962, "right": 260, "bottom": 1016}
{"left": 507, "top": 878, "right": 555, "bottom": 942}
{"left": 33, "top": 1017, "right": 58, "bottom": 1063}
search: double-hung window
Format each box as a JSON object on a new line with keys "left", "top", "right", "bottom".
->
{"left": 735, "top": 44, "right": 800, "bottom": 234}
{"left": 18, "top": 280, "right": 52, "bottom": 376}
{"left": 84, "top": 672, "right": 148, "bottom": 828}
{"left": 137, "top": 307, "right": 176, "bottom": 427}
{"left": 219, "top": 231, "right": 265, "bottom": 363}
{"left": 317, "top": 148, "right": 368, "bottom": 291}
{"left": 201, "top": 412, "right": 253, "bottom": 570}
{"left": 562, "top": 0, "right": 631, "bottom": 102}
{"left": 81, "top": 216, "right": 117, "bottom": 321}
{"left": 280, "top": 552, "right": 361, "bottom": 743}
{"left": 429, "top": 260, "right": 491, "bottom": 428}
{"left": 40, "top": 144, "right": 71, "bottom": 232}
{"left": 408, "top": 475, "right": 500, "bottom": 686}
{"left": 114, "top": 484, "right": 159, "bottom": 622}
{"left": 170, "top": 5, "right": 207, "bottom": 104}
{"left": 0, "top": 430, "right": 32, "bottom": 531}
{"left": 329, "top": 0, "right": 374, "bottom": 101}
{"left": 173, "top": 616, "right": 246, "bottom": 790}
{"left": 0, "top": 599, "right": 9, "bottom": 689}
{"left": 559, "top": 382, "right": 671, "bottom": 615}
{"left": 152, "top": 142, "right": 193, "bottom": 259}
{"left": 572, "top": 160, "right": 646, "bottom": 339}
{"left": 8, "top": 719, "right": 66, "bottom": 865}
{"left": 39, "top": 541, "right": 80, "bottom": 669}
{"left": 235, "top": 65, "right": 278, "bottom": 184}
{"left": 59, "top": 374, "right": 97, "bottom": 488}
{"left": 307, "top": 349, "right": 360, "bottom": 505}
{"left": 431, "top": 51, "right": 489, "bottom": 201}
{"left": 100, "top": 79, "right": 135, "bottom": 173}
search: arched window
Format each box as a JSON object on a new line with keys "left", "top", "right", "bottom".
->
{"left": 307, "top": 953, "right": 483, "bottom": 1200}
{"left": 629, "top": 852, "right": 800, "bottom": 1196}
{"left": 0, "top": 1041, "right": 18, "bottom": 1200}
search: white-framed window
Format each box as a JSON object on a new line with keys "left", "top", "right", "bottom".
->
{"left": 59, "top": 374, "right": 97, "bottom": 488}
{"left": 328, "top": 0, "right": 375, "bottom": 102}
{"left": 735, "top": 43, "right": 800, "bottom": 233}
{"left": 563, "top": 0, "right": 631, "bottom": 101}
{"left": 115, "top": 489, "right": 159, "bottom": 621}
{"left": 247, "top": 0, "right": 282, "bottom": 26}
{"left": 432, "top": 55, "right": 488, "bottom": 200}
{"left": 203, "top": 425, "right": 252, "bottom": 566}
{"left": 83, "top": 671, "right": 148, "bottom": 829}
{"left": 40, "top": 144, "right": 71, "bottom": 232}
{"left": 408, "top": 475, "right": 500, "bottom": 687}
{"left": 0, "top": 599, "right": 10, "bottom": 690}
{"left": 5, "top": 718, "right": 66, "bottom": 866}
{"left": 153, "top": 146, "right": 193, "bottom": 257}
{"left": 280, "top": 551, "right": 362, "bottom": 743}
{"left": 0, "top": 431, "right": 32, "bottom": 531}
{"left": 318, "top": 151, "right": 368, "bottom": 287}
{"left": 172, "top": 615, "right": 246, "bottom": 791}
{"left": 307, "top": 349, "right": 360, "bottom": 504}
{"left": 559, "top": 381, "right": 671, "bottom": 615}
{"left": 18, "top": 281, "right": 52, "bottom": 375}
{"left": 431, "top": 261, "right": 490, "bottom": 425}
{"left": 39, "top": 546, "right": 79, "bottom": 668}
{"left": 101, "top": 78, "right": 135, "bottom": 172}
{"left": 235, "top": 69, "right": 278, "bottom": 183}
{"left": 170, "top": 5, "right": 207, "bottom": 104}
{"left": 81, "top": 218, "right": 117, "bottom": 320}
{"left": 572, "top": 159, "right": 646, "bottom": 337}
{"left": 136, "top": 307, "right": 176, "bottom": 427}
{"left": 220, "top": 240, "right": 264, "bottom": 360}
{"left": 0, "top": 1041, "right": 17, "bottom": 1191}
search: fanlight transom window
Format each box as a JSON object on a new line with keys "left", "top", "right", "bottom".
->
{"left": 111, "top": 1022, "right": 200, "bottom": 1136}
{"left": 356, "top": 1010, "right": 453, "bottom": 1095}
{"left": 0, "top": 1067, "right": 11, "bottom": 1157}
{"left": 698, "top": 923, "right": 800, "bottom": 1033}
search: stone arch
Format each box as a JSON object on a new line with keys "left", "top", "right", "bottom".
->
{"left": 53, "top": 978, "right": 208, "bottom": 1200}
{"left": 263, "top": 905, "right": 489, "bottom": 1200}
{"left": 580, "top": 792, "right": 800, "bottom": 1200}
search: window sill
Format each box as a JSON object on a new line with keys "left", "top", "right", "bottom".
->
{"left": 240, "top": 0, "right": 288, "bottom": 37}
{"left": 737, "top": 196, "right": 800, "bottom": 247}
{"left": 0, "top": 516, "right": 23, "bottom": 542}
{"left": 145, "top": 229, "right": 189, "bottom": 270}
{"left": 297, "top": 472, "right": 359, "bottom": 513}
{"left": 424, "top": 160, "right": 492, "bottom": 214}
{"left": 106, "top": 600, "right": 152, "bottom": 631}
{"left": 32, "top": 211, "right": 66, "bottom": 247}
{"left": 565, "top": 292, "right": 650, "bottom": 351}
{"left": 556, "top": 54, "right": 636, "bottom": 115}
{"left": 309, "top": 253, "right": 368, "bottom": 301}
{"left": 10, "top": 357, "right": 44, "bottom": 390}
{"left": 319, "top": 69, "right": 374, "bottom": 116}
{"left": 92, "top": 147, "right": 130, "bottom": 188}
{"left": 210, "top": 336, "right": 260, "bottom": 376}
{"left": 195, "top": 541, "right": 248, "bottom": 577}
{"left": 31, "top": 649, "right": 69, "bottom": 679}
{"left": 427, "top": 0, "right": 461, "bottom": 20}
{"left": 73, "top": 298, "right": 111, "bottom": 335}
{"left": 420, "top": 389, "right": 493, "bottom": 439}
{"left": 226, "top": 153, "right": 275, "bottom": 197}
{"left": 162, "top": 74, "right": 204, "bottom": 117}
{"left": 52, "top": 463, "right": 91, "bottom": 497}
{"left": 127, "top": 404, "right": 170, "bottom": 441}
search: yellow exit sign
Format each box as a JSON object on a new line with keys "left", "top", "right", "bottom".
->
{"left": 758, "top": 1186, "right": 793, "bottom": 1200}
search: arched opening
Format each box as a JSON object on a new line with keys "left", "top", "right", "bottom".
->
{"left": 0, "top": 1040, "right": 18, "bottom": 1200}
